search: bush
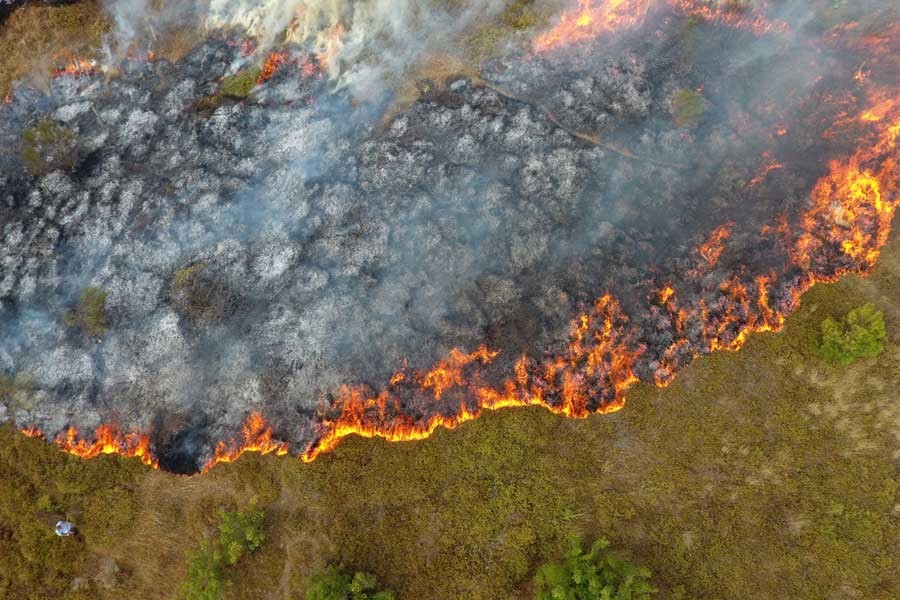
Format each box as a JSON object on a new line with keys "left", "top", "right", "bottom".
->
{"left": 218, "top": 67, "right": 262, "bottom": 99}
{"left": 306, "top": 565, "right": 395, "bottom": 600}
{"left": 816, "top": 303, "right": 887, "bottom": 365}
{"left": 534, "top": 536, "right": 655, "bottom": 600}
{"left": 64, "top": 286, "right": 108, "bottom": 337}
{"left": 180, "top": 506, "right": 266, "bottom": 599}
{"left": 671, "top": 89, "right": 704, "bottom": 128}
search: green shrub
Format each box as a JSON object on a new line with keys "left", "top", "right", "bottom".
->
{"left": 217, "top": 506, "right": 265, "bottom": 566}
{"left": 816, "top": 303, "right": 887, "bottom": 365}
{"left": 534, "top": 536, "right": 655, "bottom": 600}
{"left": 21, "top": 117, "right": 79, "bottom": 175}
{"left": 64, "top": 286, "right": 109, "bottom": 337}
{"left": 180, "top": 506, "right": 266, "bottom": 599}
{"left": 671, "top": 89, "right": 704, "bottom": 129}
{"left": 306, "top": 565, "right": 395, "bottom": 600}
{"left": 218, "top": 67, "right": 261, "bottom": 99}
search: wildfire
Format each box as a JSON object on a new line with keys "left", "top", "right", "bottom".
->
{"left": 748, "top": 151, "right": 784, "bottom": 187}
{"left": 695, "top": 222, "right": 734, "bottom": 268}
{"left": 533, "top": 0, "right": 651, "bottom": 53}
{"left": 202, "top": 411, "right": 289, "bottom": 472}
{"left": 51, "top": 52, "right": 98, "bottom": 79}
{"left": 300, "top": 297, "right": 639, "bottom": 462}
{"left": 671, "top": 0, "right": 789, "bottom": 36}
{"left": 46, "top": 424, "right": 158, "bottom": 467}
{"left": 258, "top": 50, "right": 290, "bottom": 85}
{"left": 532, "top": 0, "right": 786, "bottom": 53}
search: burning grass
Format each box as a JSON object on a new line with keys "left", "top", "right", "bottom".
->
{"left": 2, "top": 237, "right": 899, "bottom": 598}
{"left": 0, "top": 0, "right": 109, "bottom": 97}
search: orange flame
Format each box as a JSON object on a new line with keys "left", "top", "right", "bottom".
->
{"left": 51, "top": 51, "right": 97, "bottom": 79}
{"left": 533, "top": 0, "right": 651, "bottom": 53}
{"left": 301, "top": 297, "right": 639, "bottom": 462}
{"left": 202, "top": 411, "right": 289, "bottom": 472}
{"left": 257, "top": 50, "right": 289, "bottom": 85}
{"left": 49, "top": 424, "right": 158, "bottom": 467}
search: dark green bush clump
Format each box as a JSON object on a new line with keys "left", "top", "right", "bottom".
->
{"left": 306, "top": 565, "right": 395, "bottom": 600}
{"left": 534, "top": 536, "right": 654, "bottom": 600}
{"left": 180, "top": 506, "right": 266, "bottom": 600}
{"left": 64, "top": 286, "right": 108, "bottom": 337}
{"left": 816, "top": 303, "right": 886, "bottom": 365}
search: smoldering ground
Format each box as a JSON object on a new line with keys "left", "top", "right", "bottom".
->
{"left": 1, "top": 0, "right": 897, "bottom": 471}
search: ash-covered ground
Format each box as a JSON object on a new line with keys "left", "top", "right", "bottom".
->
{"left": 0, "top": 2, "right": 894, "bottom": 471}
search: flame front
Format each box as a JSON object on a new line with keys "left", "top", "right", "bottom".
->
{"left": 202, "top": 411, "right": 289, "bottom": 472}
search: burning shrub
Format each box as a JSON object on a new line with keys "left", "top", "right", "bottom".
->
{"left": 534, "top": 536, "right": 654, "bottom": 600}
{"left": 180, "top": 505, "right": 266, "bottom": 600}
{"left": 671, "top": 89, "right": 704, "bottom": 129}
{"left": 306, "top": 565, "right": 395, "bottom": 600}
{"left": 64, "top": 286, "right": 109, "bottom": 338}
{"left": 816, "top": 303, "right": 887, "bottom": 365}
{"left": 21, "top": 117, "right": 78, "bottom": 175}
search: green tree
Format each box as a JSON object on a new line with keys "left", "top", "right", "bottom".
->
{"left": 306, "top": 565, "right": 395, "bottom": 600}
{"left": 534, "top": 536, "right": 654, "bottom": 600}
{"left": 816, "top": 303, "right": 887, "bottom": 365}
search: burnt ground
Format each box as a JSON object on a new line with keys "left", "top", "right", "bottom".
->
{"left": 0, "top": 4, "right": 893, "bottom": 470}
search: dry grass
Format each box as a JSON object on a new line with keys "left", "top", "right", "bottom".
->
{"left": 0, "top": 1, "right": 109, "bottom": 97}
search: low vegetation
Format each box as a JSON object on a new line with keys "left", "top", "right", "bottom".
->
{"left": 180, "top": 506, "right": 266, "bottom": 600}
{"left": 534, "top": 536, "right": 654, "bottom": 600}
{"left": 64, "top": 286, "right": 109, "bottom": 337}
{"left": 306, "top": 566, "right": 395, "bottom": 600}
{"left": 816, "top": 303, "right": 886, "bottom": 365}
{"left": 21, "top": 117, "right": 78, "bottom": 175}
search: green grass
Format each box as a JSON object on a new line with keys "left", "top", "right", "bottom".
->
{"left": 3, "top": 249, "right": 900, "bottom": 599}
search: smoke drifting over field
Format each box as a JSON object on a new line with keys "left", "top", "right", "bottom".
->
{"left": 2, "top": 1, "right": 898, "bottom": 472}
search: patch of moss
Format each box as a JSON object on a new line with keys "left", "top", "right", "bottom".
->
{"left": 64, "top": 286, "right": 109, "bottom": 337}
